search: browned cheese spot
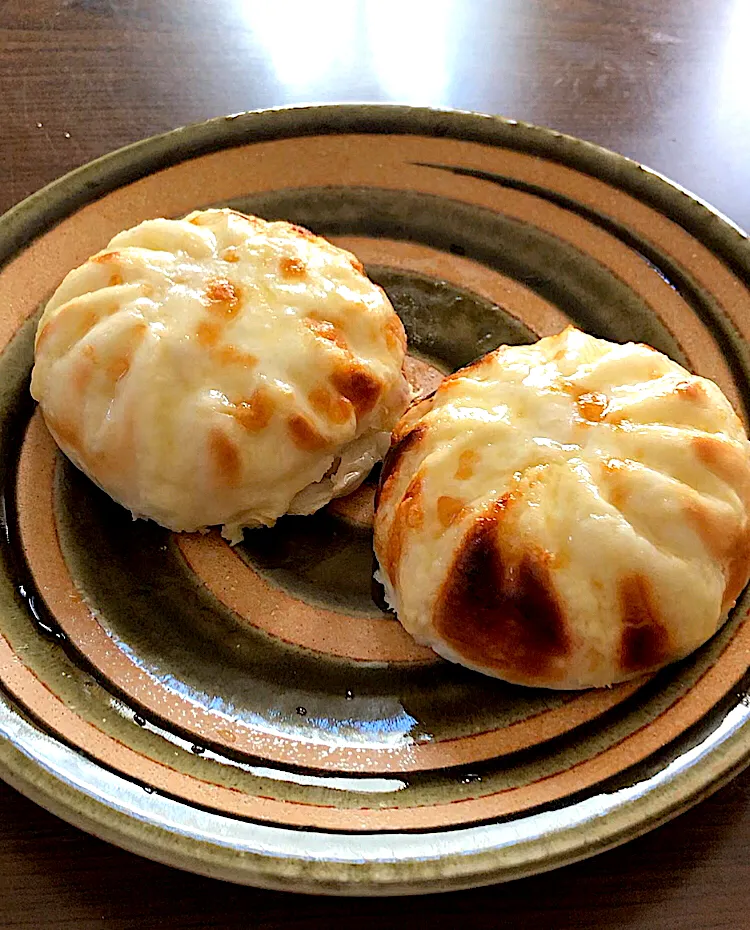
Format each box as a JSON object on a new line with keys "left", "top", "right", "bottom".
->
{"left": 287, "top": 414, "right": 328, "bottom": 452}
{"left": 36, "top": 308, "right": 101, "bottom": 354}
{"left": 214, "top": 345, "right": 258, "bottom": 369}
{"left": 433, "top": 497, "right": 571, "bottom": 683}
{"left": 689, "top": 437, "right": 750, "bottom": 611}
{"left": 375, "top": 423, "right": 426, "bottom": 511}
{"left": 693, "top": 435, "right": 749, "bottom": 488}
{"left": 455, "top": 449, "right": 479, "bottom": 481}
{"left": 674, "top": 379, "right": 705, "bottom": 401}
{"left": 694, "top": 435, "right": 750, "bottom": 605}
{"left": 386, "top": 475, "right": 424, "bottom": 577}
{"left": 684, "top": 498, "right": 728, "bottom": 564}
{"left": 308, "top": 387, "right": 352, "bottom": 425}
{"left": 437, "top": 496, "right": 465, "bottom": 527}
{"left": 231, "top": 388, "right": 275, "bottom": 433}
{"left": 92, "top": 251, "right": 120, "bottom": 264}
{"left": 305, "top": 317, "right": 348, "bottom": 351}
{"left": 722, "top": 526, "right": 750, "bottom": 612}
{"left": 350, "top": 256, "right": 365, "bottom": 274}
{"left": 204, "top": 277, "right": 241, "bottom": 316}
{"left": 106, "top": 358, "right": 129, "bottom": 382}
{"left": 684, "top": 497, "right": 750, "bottom": 614}
{"left": 105, "top": 323, "right": 147, "bottom": 384}
{"left": 196, "top": 320, "right": 221, "bottom": 347}
{"left": 72, "top": 356, "right": 95, "bottom": 394}
{"left": 209, "top": 427, "right": 243, "bottom": 487}
{"left": 577, "top": 391, "right": 610, "bottom": 422}
{"left": 601, "top": 458, "right": 631, "bottom": 512}
{"left": 279, "top": 256, "right": 307, "bottom": 278}
{"left": 618, "top": 574, "right": 671, "bottom": 673}
{"left": 330, "top": 363, "right": 382, "bottom": 418}
{"left": 108, "top": 273, "right": 123, "bottom": 287}
{"left": 221, "top": 247, "right": 241, "bottom": 263}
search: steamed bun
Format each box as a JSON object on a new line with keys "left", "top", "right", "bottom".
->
{"left": 31, "top": 209, "right": 410, "bottom": 542}
{"left": 374, "top": 327, "right": 750, "bottom": 689}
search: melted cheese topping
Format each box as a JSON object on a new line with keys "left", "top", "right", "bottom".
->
{"left": 374, "top": 327, "right": 750, "bottom": 689}
{"left": 32, "top": 209, "right": 409, "bottom": 541}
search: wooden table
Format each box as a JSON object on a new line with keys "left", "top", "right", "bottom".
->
{"left": 1, "top": 1, "right": 749, "bottom": 925}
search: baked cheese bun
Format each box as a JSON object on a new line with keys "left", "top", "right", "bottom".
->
{"left": 31, "top": 209, "right": 410, "bottom": 542}
{"left": 374, "top": 327, "right": 750, "bottom": 689}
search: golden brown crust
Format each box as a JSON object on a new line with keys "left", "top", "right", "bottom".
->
{"left": 375, "top": 423, "right": 427, "bottom": 512}
{"left": 287, "top": 414, "right": 328, "bottom": 452}
{"left": 385, "top": 475, "right": 424, "bottom": 578}
{"left": 433, "top": 497, "right": 571, "bottom": 684}
{"left": 209, "top": 428, "right": 242, "bottom": 487}
{"left": 617, "top": 574, "right": 671, "bottom": 673}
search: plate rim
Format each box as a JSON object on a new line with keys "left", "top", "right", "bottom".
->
{"left": 2, "top": 689, "right": 750, "bottom": 895}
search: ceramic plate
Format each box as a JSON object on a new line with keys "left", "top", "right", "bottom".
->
{"left": 2, "top": 105, "right": 750, "bottom": 895}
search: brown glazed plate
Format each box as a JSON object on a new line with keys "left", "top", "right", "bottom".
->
{"left": 2, "top": 105, "right": 750, "bottom": 895}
